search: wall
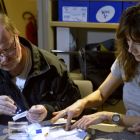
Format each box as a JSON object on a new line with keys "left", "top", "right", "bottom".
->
{"left": 4, "top": 0, "right": 37, "bottom": 37}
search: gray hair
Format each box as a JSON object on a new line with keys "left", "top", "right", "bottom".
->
{"left": 0, "top": 13, "right": 19, "bottom": 35}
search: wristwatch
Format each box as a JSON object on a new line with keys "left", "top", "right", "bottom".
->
{"left": 112, "top": 113, "right": 121, "bottom": 124}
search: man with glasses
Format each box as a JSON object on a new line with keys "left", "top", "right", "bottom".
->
{"left": 0, "top": 13, "right": 81, "bottom": 124}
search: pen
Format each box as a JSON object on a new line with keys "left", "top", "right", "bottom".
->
{"left": 42, "top": 120, "right": 75, "bottom": 127}
{"left": 44, "top": 122, "right": 67, "bottom": 127}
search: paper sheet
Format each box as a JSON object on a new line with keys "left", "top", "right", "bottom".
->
{"left": 28, "top": 123, "right": 87, "bottom": 140}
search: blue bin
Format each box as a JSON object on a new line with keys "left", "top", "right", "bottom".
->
{"left": 89, "top": 1, "right": 122, "bottom": 23}
{"left": 123, "top": 2, "right": 138, "bottom": 11}
{"left": 58, "top": 0, "right": 90, "bottom": 22}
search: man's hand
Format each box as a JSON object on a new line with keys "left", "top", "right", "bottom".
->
{"left": 0, "top": 95, "right": 17, "bottom": 115}
{"left": 51, "top": 99, "right": 85, "bottom": 130}
{"left": 26, "top": 105, "right": 47, "bottom": 123}
{"left": 128, "top": 122, "right": 140, "bottom": 135}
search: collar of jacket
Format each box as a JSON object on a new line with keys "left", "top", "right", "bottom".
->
{"left": 19, "top": 37, "right": 67, "bottom": 77}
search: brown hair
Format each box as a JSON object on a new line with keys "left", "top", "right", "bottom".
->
{"left": 116, "top": 4, "right": 140, "bottom": 81}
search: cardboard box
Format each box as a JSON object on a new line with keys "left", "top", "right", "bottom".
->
{"left": 123, "top": 2, "right": 138, "bottom": 11}
{"left": 89, "top": 1, "right": 122, "bottom": 23}
{"left": 58, "top": 0, "right": 89, "bottom": 22}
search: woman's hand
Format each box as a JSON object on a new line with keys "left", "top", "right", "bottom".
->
{"left": 128, "top": 122, "right": 140, "bottom": 135}
{"left": 0, "top": 95, "right": 17, "bottom": 116}
{"left": 71, "top": 111, "right": 112, "bottom": 130}
{"left": 26, "top": 105, "right": 47, "bottom": 123}
{"left": 51, "top": 99, "right": 86, "bottom": 130}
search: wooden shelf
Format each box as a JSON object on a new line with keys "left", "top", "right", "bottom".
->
{"left": 50, "top": 21, "right": 119, "bottom": 30}
{"left": 41, "top": 0, "right": 138, "bottom": 50}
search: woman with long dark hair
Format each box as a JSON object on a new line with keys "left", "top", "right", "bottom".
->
{"left": 52, "top": 4, "right": 140, "bottom": 134}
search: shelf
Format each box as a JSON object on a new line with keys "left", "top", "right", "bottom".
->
{"left": 50, "top": 21, "right": 119, "bottom": 30}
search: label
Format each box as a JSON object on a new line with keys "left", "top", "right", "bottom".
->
{"left": 62, "top": 6, "right": 87, "bottom": 22}
{"left": 96, "top": 6, "right": 115, "bottom": 22}
{"left": 12, "top": 111, "right": 28, "bottom": 121}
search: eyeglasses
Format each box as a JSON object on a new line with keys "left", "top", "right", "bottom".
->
{"left": 0, "top": 37, "right": 16, "bottom": 61}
